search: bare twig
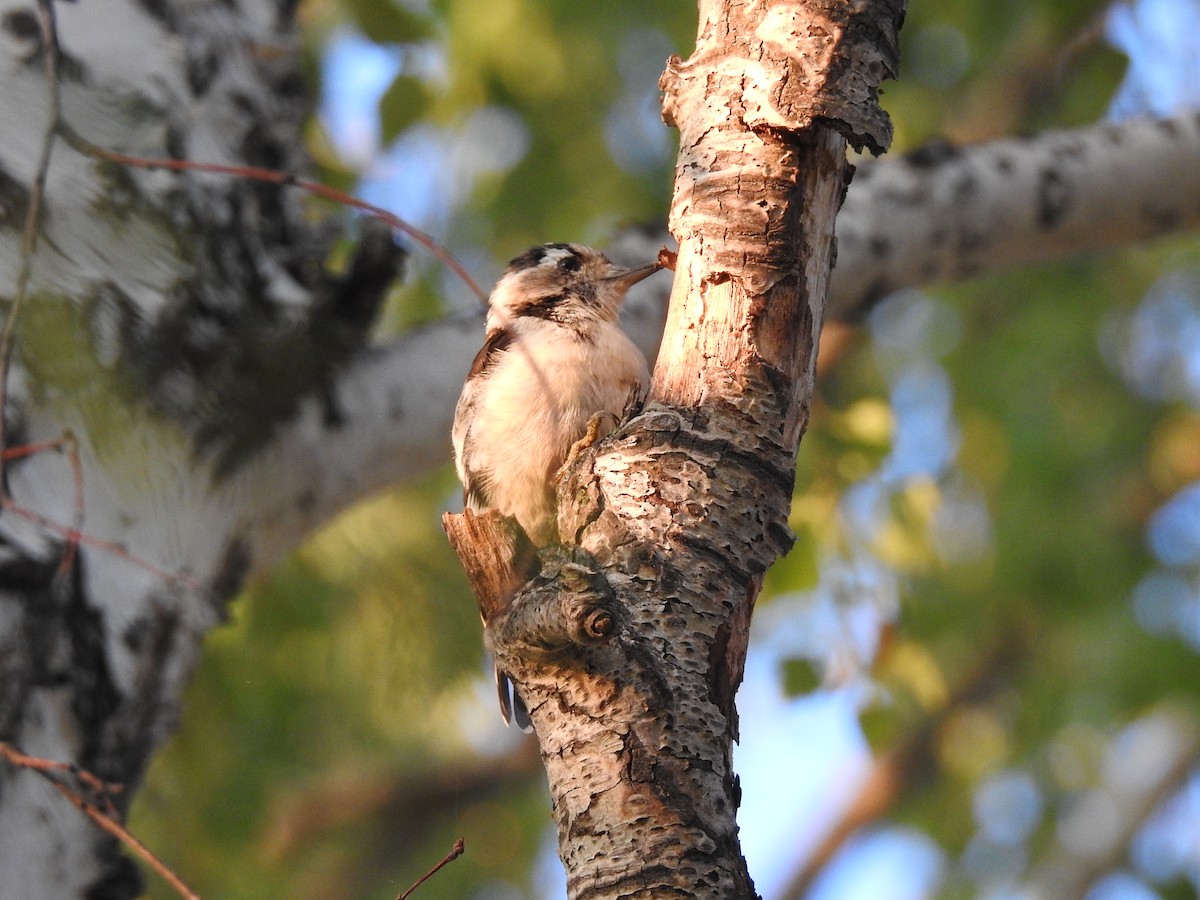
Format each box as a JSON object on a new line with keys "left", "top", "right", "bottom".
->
{"left": 0, "top": 495, "right": 197, "bottom": 589}
{"left": 57, "top": 124, "right": 488, "bottom": 303}
{"left": 0, "top": 743, "right": 200, "bottom": 900}
{"left": 396, "top": 838, "right": 465, "bottom": 900}
{"left": 0, "top": 741, "right": 123, "bottom": 812}
{"left": 2, "top": 430, "right": 84, "bottom": 576}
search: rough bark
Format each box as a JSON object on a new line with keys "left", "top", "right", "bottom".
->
{"left": 447, "top": 1, "right": 903, "bottom": 896}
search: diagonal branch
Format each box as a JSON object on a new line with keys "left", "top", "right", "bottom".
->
{"left": 265, "top": 113, "right": 1200, "bottom": 563}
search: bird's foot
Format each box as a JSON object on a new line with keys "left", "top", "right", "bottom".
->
{"left": 556, "top": 411, "right": 619, "bottom": 483}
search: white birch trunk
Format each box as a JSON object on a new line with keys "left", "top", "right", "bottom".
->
{"left": 0, "top": 1, "right": 401, "bottom": 895}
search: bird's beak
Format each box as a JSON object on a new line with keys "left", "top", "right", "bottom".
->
{"left": 606, "top": 262, "right": 662, "bottom": 293}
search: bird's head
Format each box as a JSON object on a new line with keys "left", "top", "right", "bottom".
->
{"left": 486, "top": 243, "right": 660, "bottom": 331}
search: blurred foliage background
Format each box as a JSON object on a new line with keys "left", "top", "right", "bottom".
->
{"left": 129, "top": 0, "right": 1200, "bottom": 897}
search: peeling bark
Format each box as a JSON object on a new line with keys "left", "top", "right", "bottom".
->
{"left": 448, "top": 2, "right": 904, "bottom": 896}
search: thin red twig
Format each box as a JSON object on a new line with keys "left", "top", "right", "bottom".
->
{"left": 396, "top": 838, "right": 465, "bottom": 900}
{"left": 0, "top": 496, "right": 196, "bottom": 589}
{"left": 4, "top": 431, "right": 85, "bottom": 576}
{"left": 58, "top": 125, "right": 488, "bottom": 304}
{"left": 0, "top": 743, "right": 199, "bottom": 900}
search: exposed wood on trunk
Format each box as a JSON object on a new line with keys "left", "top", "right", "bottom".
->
{"left": 444, "top": 2, "right": 904, "bottom": 895}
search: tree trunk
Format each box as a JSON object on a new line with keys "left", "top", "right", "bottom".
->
{"left": 448, "top": 1, "right": 903, "bottom": 896}
{"left": 0, "top": 1, "right": 401, "bottom": 896}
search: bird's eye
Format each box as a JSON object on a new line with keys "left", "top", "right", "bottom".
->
{"left": 557, "top": 254, "right": 582, "bottom": 273}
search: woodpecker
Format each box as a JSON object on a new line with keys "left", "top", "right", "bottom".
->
{"left": 452, "top": 242, "right": 660, "bottom": 546}
{"left": 452, "top": 243, "right": 660, "bottom": 729}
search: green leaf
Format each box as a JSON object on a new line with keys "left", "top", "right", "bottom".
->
{"left": 779, "top": 658, "right": 821, "bottom": 697}
{"left": 379, "top": 74, "right": 431, "bottom": 143}
{"left": 342, "top": 0, "right": 431, "bottom": 44}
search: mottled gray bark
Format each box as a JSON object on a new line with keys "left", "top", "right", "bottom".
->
{"left": 831, "top": 112, "right": 1200, "bottom": 321}
{"left": 0, "top": 1, "right": 401, "bottom": 896}
{"left": 448, "top": 1, "right": 904, "bottom": 896}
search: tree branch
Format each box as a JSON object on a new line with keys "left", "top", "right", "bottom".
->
{"left": 832, "top": 111, "right": 1200, "bottom": 321}
{"left": 271, "top": 112, "right": 1200, "bottom": 556}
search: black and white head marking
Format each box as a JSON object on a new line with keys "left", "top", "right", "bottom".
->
{"left": 504, "top": 242, "right": 584, "bottom": 276}
{"left": 486, "top": 243, "right": 633, "bottom": 336}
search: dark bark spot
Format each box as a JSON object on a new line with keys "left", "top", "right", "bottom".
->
{"left": 1036, "top": 168, "right": 1071, "bottom": 228}
{"left": 321, "top": 388, "right": 345, "bottom": 430}
{"left": 122, "top": 617, "right": 152, "bottom": 653}
{"left": 994, "top": 153, "right": 1015, "bottom": 173}
{"left": 707, "top": 622, "right": 736, "bottom": 729}
{"left": 869, "top": 235, "right": 891, "bottom": 259}
{"left": 97, "top": 605, "right": 180, "bottom": 786}
{"left": 66, "top": 562, "right": 123, "bottom": 774}
{"left": 319, "top": 218, "right": 404, "bottom": 332}
{"left": 164, "top": 124, "right": 186, "bottom": 160}
{"left": 211, "top": 537, "right": 252, "bottom": 606}
{"left": 1103, "top": 123, "right": 1125, "bottom": 145}
{"left": 85, "top": 854, "right": 145, "bottom": 900}
{"left": 0, "top": 166, "right": 30, "bottom": 229}
{"left": 2, "top": 8, "right": 39, "bottom": 41}
{"left": 957, "top": 228, "right": 985, "bottom": 254}
{"left": 387, "top": 389, "right": 404, "bottom": 423}
{"left": 89, "top": 165, "right": 145, "bottom": 223}
{"left": 1156, "top": 117, "right": 1181, "bottom": 138}
{"left": 0, "top": 535, "right": 59, "bottom": 591}
{"left": 904, "top": 139, "right": 961, "bottom": 168}
{"left": 296, "top": 489, "right": 317, "bottom": 513}
{"left": 134, "top": 0, "right": 175, "bottom": 26}
{"left": 952, "top": 173, "right": 979, "bottom": 200}
{"left": 840, "top": 163, "right": 856, "bottom": 205}
{"left": 186, "top": 48, "right": 221, "bottom": 97}
{"left": 1141, "top": 204, "right": 1181, "bottom": 233}
{"left": 625, "top": 727, "right": 656, "bottom": 783}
